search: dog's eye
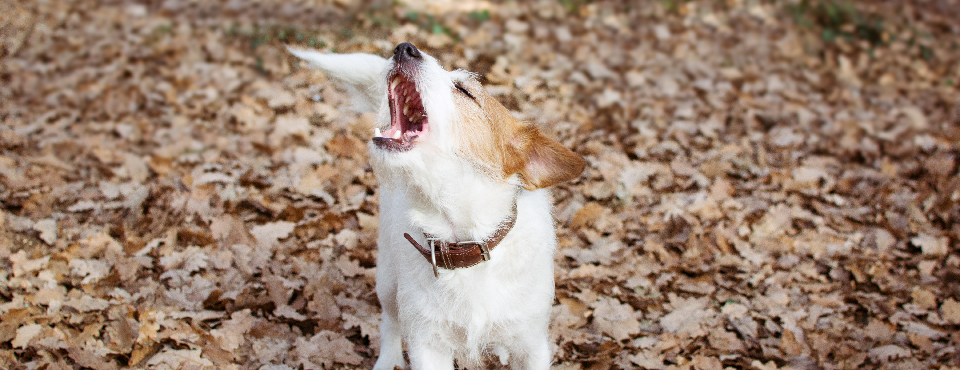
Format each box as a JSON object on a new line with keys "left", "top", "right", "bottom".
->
{"left": 454, "top": 83, "right": 476, "bottom": 100}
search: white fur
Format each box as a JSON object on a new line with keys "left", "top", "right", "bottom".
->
{"left": 289, "top": 46, "right": 558, "bottom": 370}
{"left": 286, "top": 47, "right": 388, "bottom": 112}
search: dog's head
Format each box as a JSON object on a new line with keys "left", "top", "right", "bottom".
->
{"left": 289, "top": 42, "right": 585, "bottom": 191}
{"left": 372, "top": 43, "right": 584, "bottom": 190}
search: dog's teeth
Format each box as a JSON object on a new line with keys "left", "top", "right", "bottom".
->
{"left": 391, "top": 79, "right": 399, "bottom": 90}
{"left": 403, "top": 105, "right": 409, "bottom": 115}
{"left": 374, "top": 127, "right": 382, "bottom": 137}
{"left": 392, "top": 129, "right": 402, "bottom": 139}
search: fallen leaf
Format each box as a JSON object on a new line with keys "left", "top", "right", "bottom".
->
{"left": 900, "top": 106, "right": 929, "bottom": 130}
{"left": 33, "top": 218, "right": 57, "bottom": 245}
{"left": 250, "top": 221, "right": 296, "bottom": 249}
{"left": 63, "top": 294, "right": 110, "bottom": 312}
{"left": 660, "top": 296, "right": 715, "bottom": 337}
{"left": 571, "top": 202, "right": 604, "bottom": 229}
{"left": 868, "top": 344, "right": 911, "bottom": 363}
{"left": 293, "top": 330, "right": 363, "bottom": 369}
{"left": 942, "top": 298, "right": 960, "bottom": 325}
{"left": 70, "top": 259, "right": 111, "bottom": 284}
{"left": 67, "top": 346, "right": 121, "bottom": 370}
{"left": 591, "top": 297, "right": 640, "bottom": 341}
{"left": 211, "top": 309, "right": 255, "bottom": 352}
{"left": 12, "top": 323, "right": 42, "bottom": 349}
{"left": 145, "top": 348, "right": 215, "bottom": 370}
{"left": 911, "top": 234, "right": 948, "bottom": 256}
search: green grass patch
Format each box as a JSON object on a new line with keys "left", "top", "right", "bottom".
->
{"left": 405, "top": 11, "right": 456, "bottom": 38}
{"left": 787, "top": 0, "right": 887, "bottom": 46}
{"left": 559, "top": 0, "right": 593, "bottom": 13}
{"left": 468, "top": 10, "right": 490, "bottom": 22}
{"left": 224, "top": 24, "right": 326, "bottom": 51}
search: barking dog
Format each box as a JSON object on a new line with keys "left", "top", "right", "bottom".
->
{"left": 288, "top": 42, "right": 585, "bottom": 370}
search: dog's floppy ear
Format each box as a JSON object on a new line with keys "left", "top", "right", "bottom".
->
{"left": 286, "top": 46, "right": 387, "bottom": 113}
{"left": 510, "top": 126, "right": 586, "bottom": 190}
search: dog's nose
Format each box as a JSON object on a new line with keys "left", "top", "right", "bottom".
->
{"left": 394, "top": 42, "right": 422, "bottom": 60}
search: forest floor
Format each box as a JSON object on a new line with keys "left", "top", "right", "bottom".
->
{"left": 1, "top": 0, "right": 959, "bottom": 369}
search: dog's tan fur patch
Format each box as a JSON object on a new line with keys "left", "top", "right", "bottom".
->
{"left": 452, "top": 78, "right": 585, "bottom": 190}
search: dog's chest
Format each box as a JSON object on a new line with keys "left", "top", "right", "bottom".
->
{"left": 379, "top": 187, "right": 555, "bottom": 308}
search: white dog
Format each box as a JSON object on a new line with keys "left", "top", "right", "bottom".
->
{"left": 288, "top": 42, "right": 585, "bottom": 370}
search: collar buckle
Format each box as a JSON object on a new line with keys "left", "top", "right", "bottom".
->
{"left": 460, "top": 240, "right": 491, "bottom": 261}
{"left": 427, "top": 237, "right": 440, "bottom": 278}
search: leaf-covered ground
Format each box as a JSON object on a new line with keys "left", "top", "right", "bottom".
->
{"left": 2, "top": 0, "right": 959, "bottom": 369}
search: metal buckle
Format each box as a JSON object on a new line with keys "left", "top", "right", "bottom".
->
{"left": 463, "top": 240, "right": 491, "bottom": 262}
{"left": 427, "top": 238, "right": 440, "bottom": 278}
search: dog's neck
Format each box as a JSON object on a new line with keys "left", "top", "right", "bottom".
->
{"left": 375, "top": 153, "right": 521, "bottom": 243}
{"left": 408, "top": 177, "right": 519, "bottom": 243}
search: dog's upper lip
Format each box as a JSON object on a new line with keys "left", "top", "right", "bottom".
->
{"left": 374, "top": 68, "right": 428, "bottom": 152}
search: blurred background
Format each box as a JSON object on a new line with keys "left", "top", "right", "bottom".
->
{"left": 1, "top": 0, "right": 959, "bottom": 369}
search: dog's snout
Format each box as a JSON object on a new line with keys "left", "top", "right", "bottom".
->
{"left": 394, "top": 42, "right": 422, "bottom": 60}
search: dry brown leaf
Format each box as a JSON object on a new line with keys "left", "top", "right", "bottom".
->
{"left": 911, "top": 288, "right": 938, "bottom": 310}
{"left": 32, "top": 218, "right": 57, "bottom": 245}
{"left": 707, "top": 328, "right": 744, "bottom": 353}
{"left": 591, "top": 297, "right": 640, "bottom": 341}
{"left": 63, "top": 294, "right": 110, "bottom": 312}
{"left": 0, "top": 308, "right": 30, "bottom": 343}
{"left": 67, "top": 346, "right": 121, "bottom": 370}
{"left": 942, "top": 298, "right": 960, "bottom": 325}
{"left": 570, "top": 202, "right": 604, "bottom": 229}
{"left": 250, "top": 221, "right": 296, "bottom": 249}
{"left": 293, "top": 330, "right": 363, "bottom": 369}
{"left": 864, "top": 319, "right": 895, "bottom": 341}
{"left": 911, "top": 234, "right": 948, "bottom": 256}
{"left": 211, "top": 309, "right": 255, "bottom": 352}
{"left": 660, "top": 296, "right": 715, "bottom": 337}
{"left": 12, "top": 323, "right": 42, "bottom": 349}
{"left": 129, "top": 341, "right": 160, "bottom": 367}
{"left": 326, "top": 134, "right": 365, "bottom": 158}
{"left": 868, "top": 344, "right": 911, "bottom": 363}
{"left": 145, "top": 348, "right": 215, "bottom": 370}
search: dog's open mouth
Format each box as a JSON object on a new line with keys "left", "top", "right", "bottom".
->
{"left": 373, "top": 74, "right": 428, "bottom": 152}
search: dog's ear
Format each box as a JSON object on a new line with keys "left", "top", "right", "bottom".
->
{"left": 286, "top": 46, "right": 387, "bottom": 113}
{"left": 510, "top": 126, "right": 586, "bottom": 190}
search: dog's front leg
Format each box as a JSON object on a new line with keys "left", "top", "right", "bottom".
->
{"left": 406, "top": 340, "right": 455, "bottom": 370}
{"left": 373, "top": 309, "right": 405, "bottom": 370}
{"left": 510, "top": 327, "right": 551, "bottom": 370}
{"left": 515, "top": 340, "right": 551, "bottom": 370}
{"left": 373, "top": 254, "right": 405, "bottom": 370}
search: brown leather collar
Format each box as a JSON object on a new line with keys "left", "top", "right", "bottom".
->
{"left": 403, "top": 203, "right": 517, "bottom": 277}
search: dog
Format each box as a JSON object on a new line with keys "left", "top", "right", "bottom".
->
{"left": 288, "top": 42, "right": 585, "bottom": 370}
